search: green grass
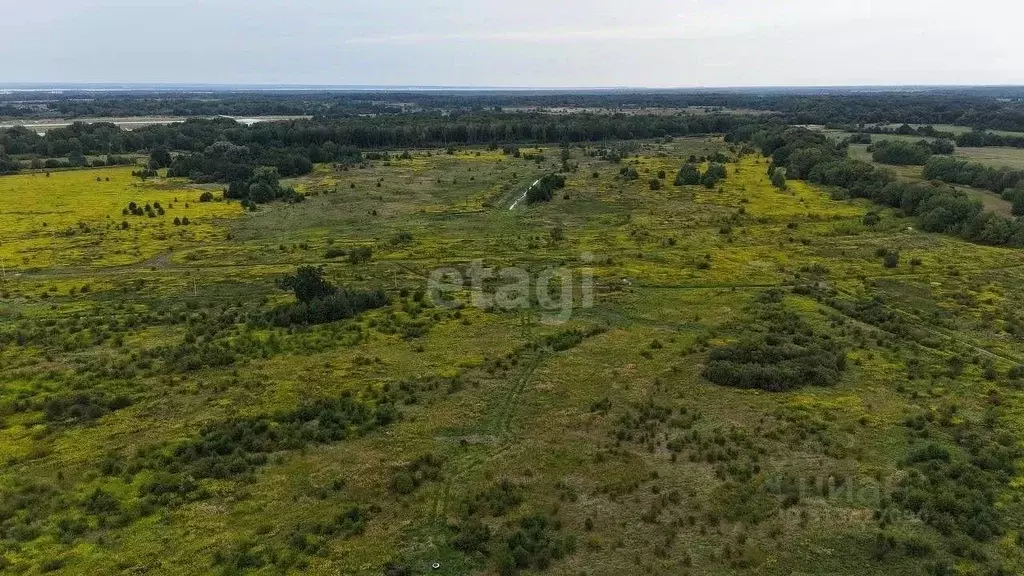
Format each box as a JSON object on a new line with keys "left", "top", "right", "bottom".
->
{"left": 2, "top": 138, "right": 1024, "bottom": 575}
{"left": 929, "top": 124, "right": 1024, "bottom": 138}
{"left": 955, "top": 146, "right": 1024, "bottom": 170}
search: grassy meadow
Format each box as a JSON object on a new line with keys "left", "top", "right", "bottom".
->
{"left": 2, "top": 138, "right": 1024, "bottom": 575}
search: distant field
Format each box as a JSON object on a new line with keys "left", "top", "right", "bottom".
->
{"left": 927, "top": 124, "right": 1024, "bottom": 138}
{"left": 955, "top": 146, "right": 1024, "bottom": 169}
{"left": 861, "top": 123, "right": 1024, "bottom": 138}
{"left": 846, "top": 139, "right": 1024, "bottom": 172}
{"left": 960, "top": 186, "right": 1015, "bottom": 217}
{"left": 818, "top": 126, "right": 1024, "bottom": 159}
{"left": 846, "top": 144, "right": 1015, "bottom": 215}
{"left": 816, "top": 127, "right": 936, "bottom": 145}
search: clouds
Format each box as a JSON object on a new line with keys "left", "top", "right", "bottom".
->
{"left": 0, "top": 0, "right": 1021, "bottom": 86}
{"left": 334, "top": 0, "right": 872, "bottom": 45}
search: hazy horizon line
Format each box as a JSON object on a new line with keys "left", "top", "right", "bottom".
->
{"left": 3, "top": 82, "right": 1024, "bottom": 93}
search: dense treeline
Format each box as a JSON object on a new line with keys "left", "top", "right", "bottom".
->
{"left": 922, "top": 157, "right": 1024, "bottom": 194}
{"left": 2, "top": 122, "right": 142, "bottom": 157}
{"left": 6, "top": 87, "right": 1024, "bottom": 130}
{"left": 0, "top": 150, "right": 16, "bottom": 174}
{"left": 868, "top": 140, "right": 934, "bottom": 165}
{"left": 729, "top": 124, "right": 1024, "bottom": 247}
{"left": 955, "top": 130, "right": 1024, "bottom": 148}
{"left": 0, "top": 113, "right": 743, "bottom": 158}
{"left": 834, "top": 123, "right": 956, "bottom": 140}
{"left": 7, "top": 92, "right": 1024, "bottom": 167}
{"left": 168, "top": 140, "right": 312, "bottom": 181}
{"left": 0, "top": 91, "right": 379, "bottom": 119}
{"left": 0, "top": 113, "right": 743, "bottom": 179}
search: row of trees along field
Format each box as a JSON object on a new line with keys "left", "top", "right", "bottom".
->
{"left": 923, "top": 157, "right": 1024, "bottom": 215}
{"left": 0, "top": 112, "right": 746, "bottom": 184}
{"left": 727, "top": 124, "right": 1024, "bottom": 247}
{"left": 6, "top": 88, "right": 1024, "bottom": 130}
{"left": 0, "top": 113, "right": 743, "bottom": 159}
{"left": 955, "top": 131, "right": 1024, "bottom": 148}
{"left": 828, "top": 122, "right": 1024, "bottom": 150}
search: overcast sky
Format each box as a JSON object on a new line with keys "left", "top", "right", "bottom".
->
{"left": 2, "top": 0, "right": 1022, "bottom": 87}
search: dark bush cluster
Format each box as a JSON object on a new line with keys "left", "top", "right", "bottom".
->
{"left": 463, "top": 480, "right": 524, "bottom": 517}
{"left": 42, "top": 391, "right": 131, "bottom": 424}
{"left": 839, "top": 123, "right": 955, "bottom": 139}
{"left": 703, "top": 293, "right": 847, "bottom": 392}
{"left": 388, "top": 454, "right": 443, "bottom": 495}
{"left": 955, "top": 130, "right": 1024, "bottom": 148}
{"left": 539, "top": 329, "right": 584, "bottom": 352}
{"left": 270, "top": 266, "right": 389, "bottom": 327}
{"left": 347, "top": 246, "right": 373, "bottom": 264}
{"left": 673, "top": 161, "right": 727, "bottom": 188}
{"left": 224, "top": 165, "right": 303, "bottom": 205}
{"left": 496, "top": 515, "right": 577, "bottom": 575}
{"left": 282, "top": 505, "right": 370, "bottom": 557}
{"left": 442, "top": 474, "right": 578, "bottom": 574}
{"left": 208, "top": 504, "right": 373, "bottom": 573}
{"left": 0, "top": 150, "right": 17, "bottom": 174}
{"left": 525, "top": 174, "right": 566, "bottom": 204}
{"left": 120, "top": 392, "right": 398, "bottom": 506}
{"left": 674, "top": 163, "right": 701, "bottom": 186}
{"left": 269, "top": 287, "right": 388, "bottom": 327}
{"left": 122, "top": 201, "right": 164, "bottom": 217}
{"left": 701, "top": 163, "right": 728, "bottom": 188}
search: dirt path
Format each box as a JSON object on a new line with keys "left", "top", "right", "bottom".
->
{"left": 509, "top": 179, "right": 541, "bottom": 210}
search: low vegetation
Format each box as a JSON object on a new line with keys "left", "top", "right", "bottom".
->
{"left": 3, "top": 94, "right": 1024, "bottom": 576}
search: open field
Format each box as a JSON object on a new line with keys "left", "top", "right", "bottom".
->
{"left": 818, "top": 126, "right": 1024, "bottom": 171}
{"left": 3, "top": 136, "right": 1024, "bottom": 576}
{"left": 0, "top": 167, "right": 238, "bottom": 269}
{"left": 926, "top": 124, "right": 1024, "bottom": 138}
{"left": 831, "top": 124, "right": 1024, "bottom": 139}
{"left": 955, "top": 146, "right": 1024, "bottom": 170}
{"left": 818, "top": 128, "right": 935, "bottom": 145}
